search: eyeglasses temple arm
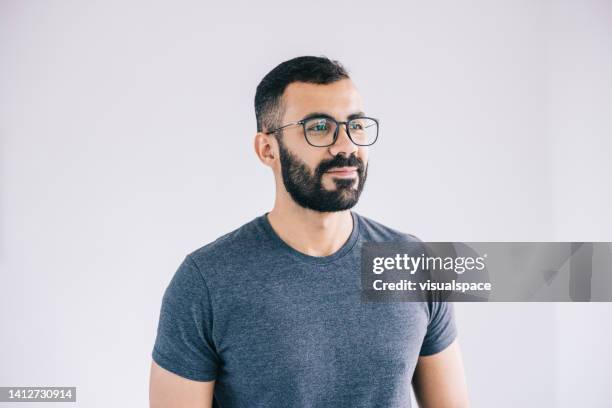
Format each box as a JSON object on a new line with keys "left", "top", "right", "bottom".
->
{"left": 264, "top": 121, "right": 302, "bottom": 135}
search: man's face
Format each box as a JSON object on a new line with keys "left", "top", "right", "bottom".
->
{"left": 274, "top": 79, "right": 370, "bottom": 212}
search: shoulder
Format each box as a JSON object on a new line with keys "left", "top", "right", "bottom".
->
{"left": 355, "top": 212, "right": 423, "bottom": 243}
{"left": 186, "top": 215, "right": 264, "bottom": 273}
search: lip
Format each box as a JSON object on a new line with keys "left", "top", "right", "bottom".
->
{"left": 325, "top": 167, "right": 358, "bottom": 177}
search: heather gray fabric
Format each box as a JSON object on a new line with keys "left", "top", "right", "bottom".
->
{"left": 152, "top": 211, "right": 457, "bottom": 408}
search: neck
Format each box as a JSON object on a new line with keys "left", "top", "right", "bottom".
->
{"left": 267, "top": 198, "right": 355, "bottom": 257}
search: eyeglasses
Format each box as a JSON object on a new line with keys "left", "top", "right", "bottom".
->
{"left": 264, "top": 115, "right": 379, "bottom": 147}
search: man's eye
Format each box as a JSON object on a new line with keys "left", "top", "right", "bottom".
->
{"left": 308, "top": 121, "right": 329, "bottom": 132}
{"left": 350, "top": 122, "right": 364, "bottom": 130}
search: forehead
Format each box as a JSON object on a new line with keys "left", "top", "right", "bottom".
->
{"left": 281, "top": 79, "right": 364, "bottom": 121}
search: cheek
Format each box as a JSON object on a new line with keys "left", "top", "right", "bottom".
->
{"left": 302, "top": 152, "right": 327, "bottom": 174}
{"left": 358, "top": 148, "right": 369, "bottom": 164}
{"left": 284, "top": 138, "right": 324, "bottom": 171}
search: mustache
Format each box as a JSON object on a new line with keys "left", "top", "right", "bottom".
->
{"left": 315, "top": 154, "right": 365, "bottom": 176}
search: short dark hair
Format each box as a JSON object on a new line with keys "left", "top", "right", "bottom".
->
{"left": 254, "top": 56, "right": 350, "bottom": 133}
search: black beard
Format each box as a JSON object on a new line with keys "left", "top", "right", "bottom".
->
{"left": 277, "top": 137, "right": 368, "bottom": 212}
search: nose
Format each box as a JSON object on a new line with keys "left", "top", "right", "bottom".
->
{"left": 329, "top": 123, "right": 358, "bottom": 157}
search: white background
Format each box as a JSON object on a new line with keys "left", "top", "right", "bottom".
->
{"left": 1, "top": 1, "right": 611, "bottom": 407}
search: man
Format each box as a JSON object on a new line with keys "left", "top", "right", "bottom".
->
{"left": 150, "top": 56, "right": 469, "bottom": 407}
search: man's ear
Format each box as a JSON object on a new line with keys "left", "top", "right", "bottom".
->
{"left": 254, "top": 132, "right": 277, "bottom": 166}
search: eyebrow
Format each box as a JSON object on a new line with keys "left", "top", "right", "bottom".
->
{"left": 300, "top": 111, "right": 366, "bottom": 122}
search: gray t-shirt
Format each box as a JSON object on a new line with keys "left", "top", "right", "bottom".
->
{"left": 152, "top": 211, "right": 457, "bottom": 407}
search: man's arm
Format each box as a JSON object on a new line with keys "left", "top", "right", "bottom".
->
{"left": 412, "top": 338, "right": 470, "bottom": 408}
{"left": 149, "top": 360, "right": 215, "bottom": 408}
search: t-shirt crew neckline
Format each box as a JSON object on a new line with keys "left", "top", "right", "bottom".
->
{"left": 258, "top": 211, "right": 361, "bottom": 265}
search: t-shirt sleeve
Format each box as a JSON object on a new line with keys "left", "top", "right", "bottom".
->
{"left": 152, "top": 254, "right": 220, "bottom": 381}
{"left": 419, "top": 300, "right": 458, "bottom": 356}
